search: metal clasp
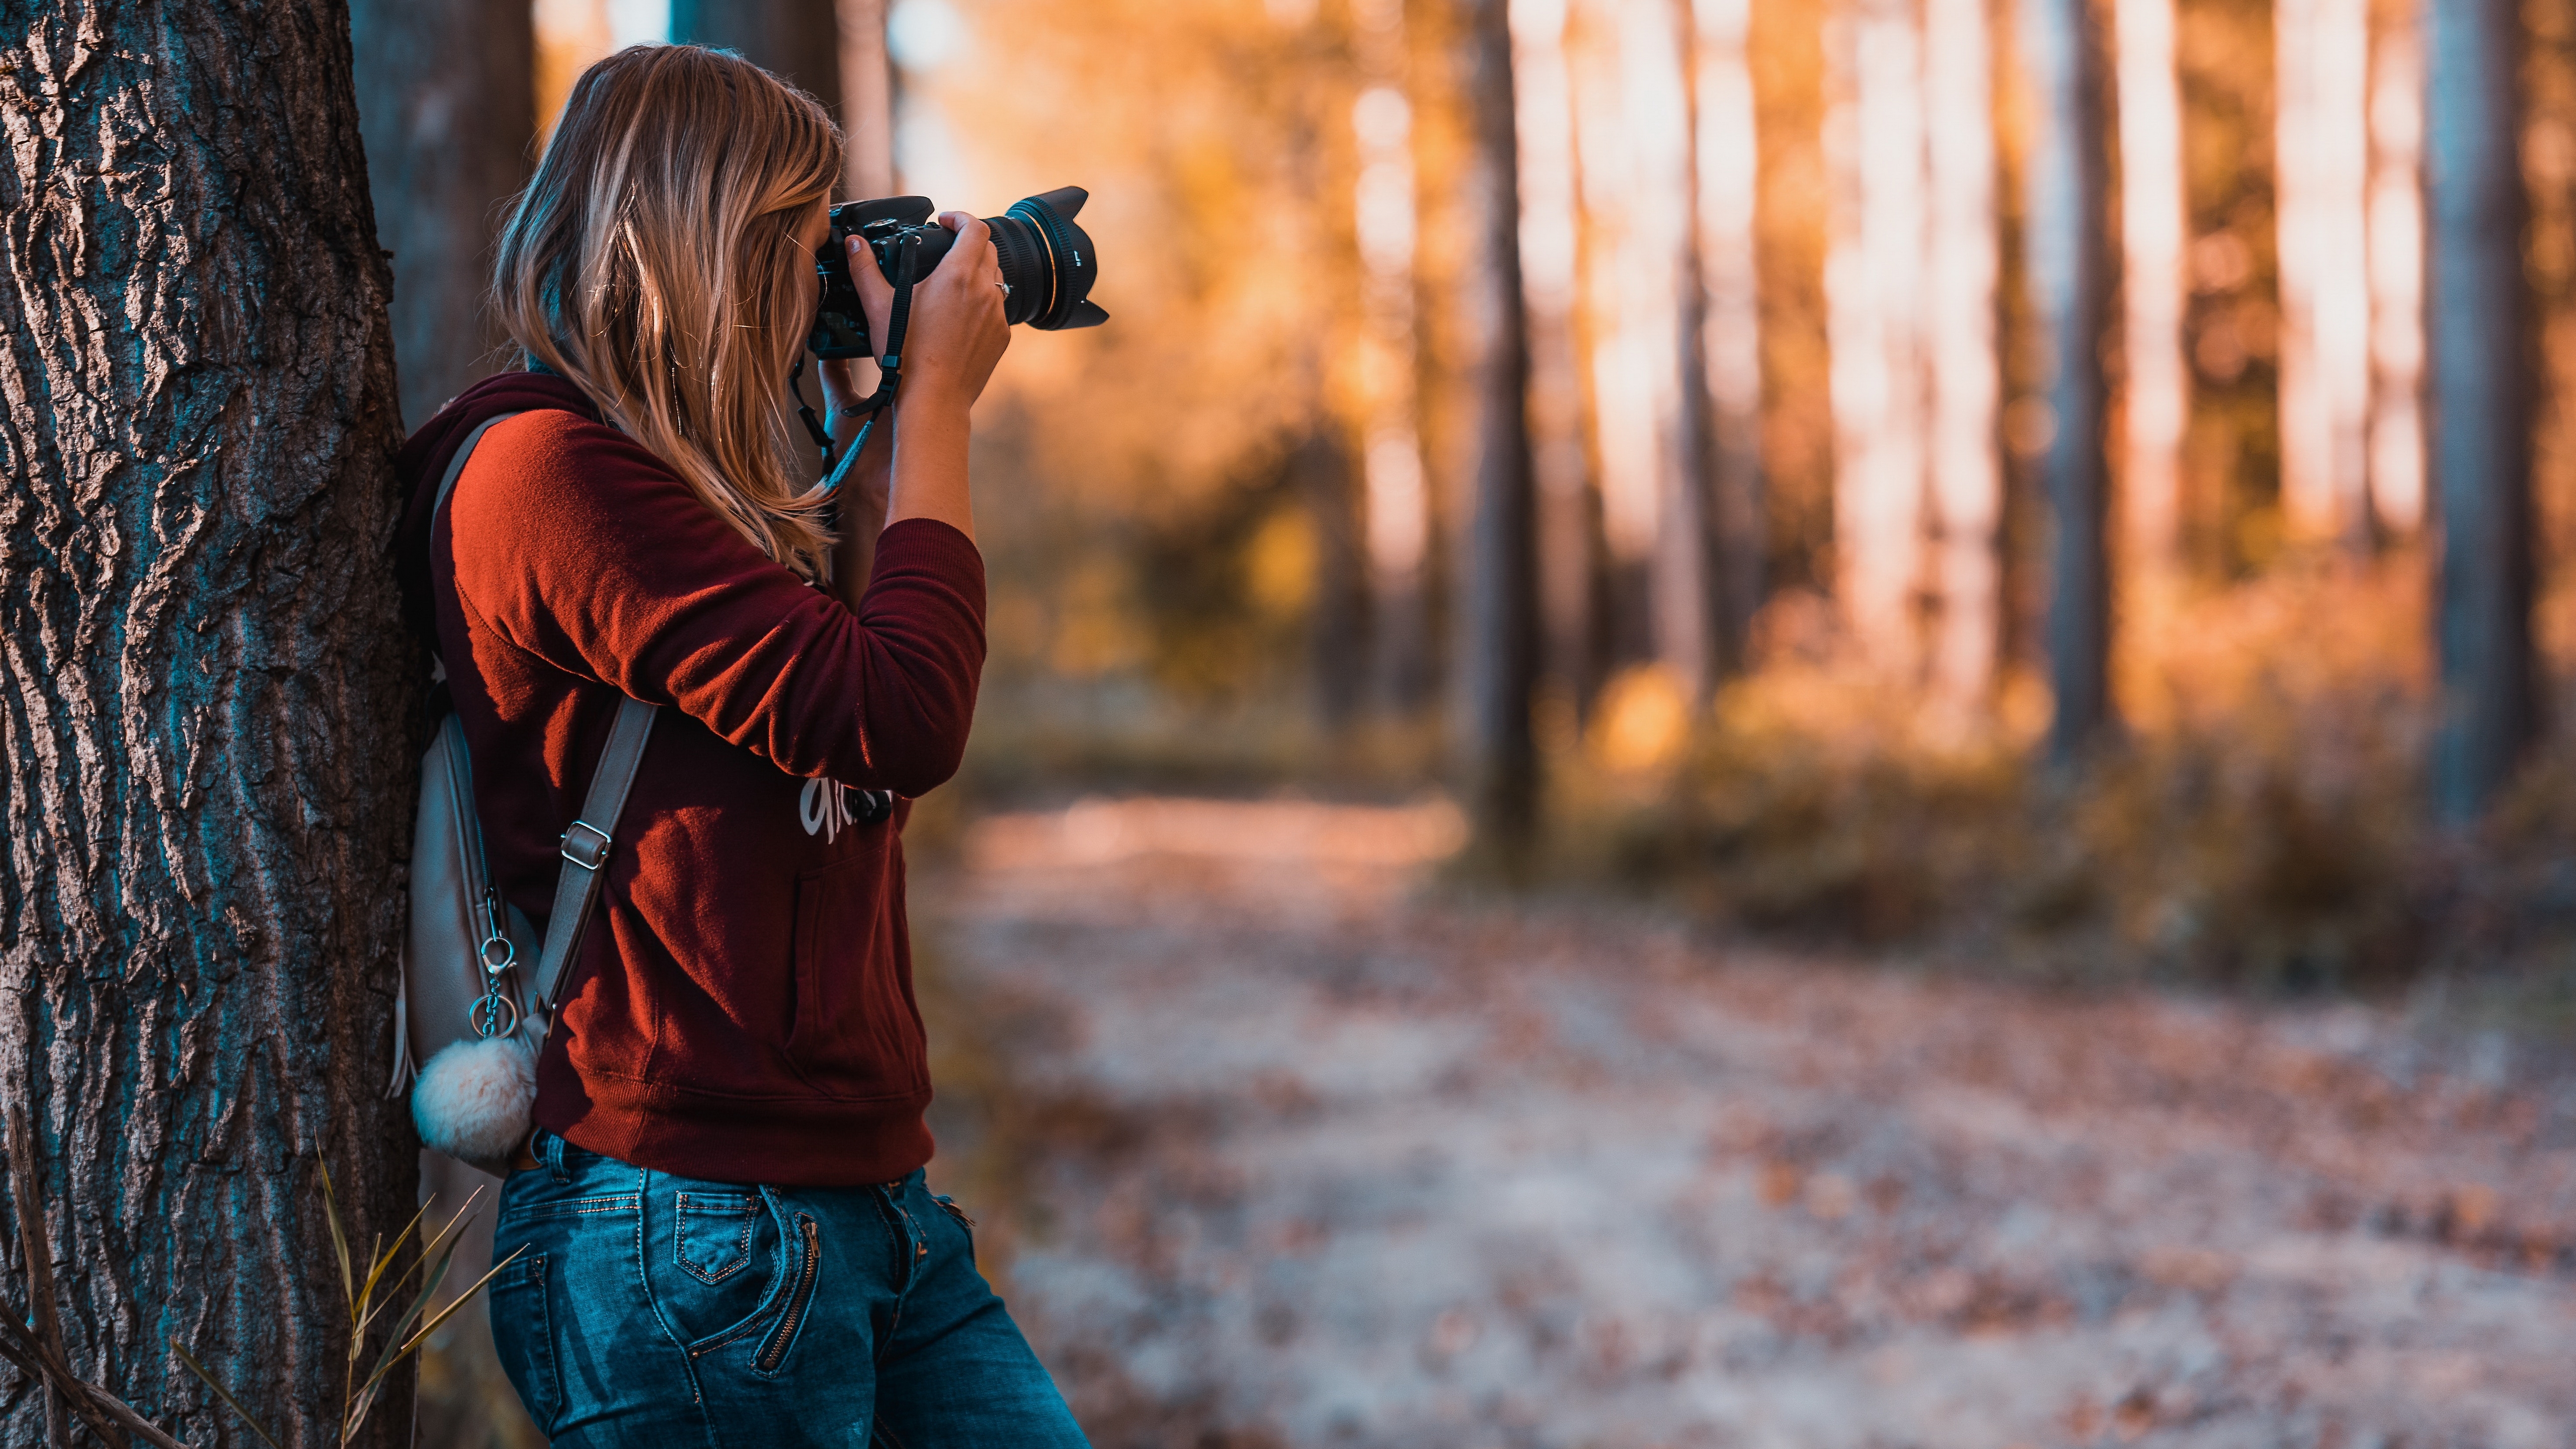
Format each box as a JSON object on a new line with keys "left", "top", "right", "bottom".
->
{"left": 560, "top": 819, "right": 612, "bottom": 871}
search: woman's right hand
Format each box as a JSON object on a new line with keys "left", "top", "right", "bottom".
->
{"left": 894, "top": 212, "right": 1012, "bottom": 416}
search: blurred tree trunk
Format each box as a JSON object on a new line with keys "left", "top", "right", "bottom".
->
{"left": 2277, "top": 0, "right": 2375, "bottom": 544}
{"left": 1514, "top": 0, "right": 1606, "bottom": 717}
{"left": 1453, "top": 0, "right": 1542, "bottom": 851}
{"left": 1665, "top": 0, "right": 1727, "bottom": 704}
{"left": 2423, "top": 0, "right": 2536, "bottom": 821}
{"left": 673, "top": 0, "right": 844, "bottom": 115}
{"left": 2115, "top": 0, "right": 2189, "bottom": 572}
{"left": 353, "top": 0, "right": 535, "bottom": 432}
{"left": 1301, "top": 429, "right": 1372, "bottom": 730}
{"left": 1825, "top": 0, "right": 1928, "bottom": 676}
{"left": 2366, "top": 10, "right": 2428, "bottom": 536}
{"left": 0, "top": 1, "right": 417, "bottom": 1444}
{"left": 840, "top": 0, "right": 898, "bottom": 196}
{"left": 1688, "top": 0, "right": 1766, "bottom": 686}
{"left": 1920, "top": 0, "right": 2001, "bottom": 716}
{"left": 2019, "top": 0, "right": 2113, "bottom": 761}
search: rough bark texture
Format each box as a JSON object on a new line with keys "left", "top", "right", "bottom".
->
{"left": 673, "top": 0, "right": 845, "bottom": 119}
{"left": 0, "top": 2, "right": 418, "bottom": 1444}
{"left": 352, "top": 0, "right": 535, "bottom": 432}
{"left": 2019, "top": 0, "right": 2114, "bottom": 762}
{"left": 2422, "top": 0, "right": 2536, "bottom": 822}
{"left": 1451, "top": 0, "right": 1541, "bottom": 852}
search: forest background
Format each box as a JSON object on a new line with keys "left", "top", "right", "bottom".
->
{"left": 475, "top": 0, "right": 2572, "bottom": 1003}
{"left": 3, "top": 0, "right": 2571, "bottom": 1442}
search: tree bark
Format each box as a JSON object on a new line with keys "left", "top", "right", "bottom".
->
{"left": 1688, "top": 0, "right": 1765, "bottom": 685}
{"left": 0, "top": 1, "right": 417, "bottom": 1444}
{"left": 1453, "top": 0, "right": 1541, "bottom": 852}
{"left": 2423, "top": 0, "right": 2536, "bottom": 821}
{"left": 353, "top": 0, "right": 536, "bottom": 432}
{"left": 2020, "top": 0, "right": 2114, "bottom": 761}
{"left": 673, "top": 0, "right": 845, "bottom": 118}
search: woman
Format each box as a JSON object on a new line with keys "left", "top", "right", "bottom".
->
{"left": 391, "top": 45, "right": 1083, "bottom": 1447}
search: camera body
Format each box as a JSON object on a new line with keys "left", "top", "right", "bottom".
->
{"left": 810, "top": 187, "right": 1108, "bottom": 359}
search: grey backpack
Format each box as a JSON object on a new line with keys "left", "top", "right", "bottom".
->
{"left": 386, "top": 412, "right": 658, "bottom": 1175}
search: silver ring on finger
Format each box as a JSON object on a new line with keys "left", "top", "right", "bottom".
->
{"left": 996, "top": 281, "right": 1011, "bottom": 295}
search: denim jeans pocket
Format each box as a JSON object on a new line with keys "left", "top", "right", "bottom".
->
{"left": 674, "top": 1191, "right": 761, "bottom": 1285}
{"left": 487, "top": 1249, "right": 560, "bottom": 1431}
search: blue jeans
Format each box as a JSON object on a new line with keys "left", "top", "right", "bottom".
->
{"left": 488, "top": 1129, "right": 1089, "bottom": 1448}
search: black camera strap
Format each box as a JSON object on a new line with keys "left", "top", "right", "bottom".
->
{"left": 808, "top": 228, "right": 924, "bottom": 496}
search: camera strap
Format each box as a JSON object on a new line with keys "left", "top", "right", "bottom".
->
{"left": 813, "top": 228, "right": 925, "bottom": 496}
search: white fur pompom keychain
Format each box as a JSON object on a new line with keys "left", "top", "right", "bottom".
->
{"left": 412, "top": 1033, "right": 538, "bottom": 1173}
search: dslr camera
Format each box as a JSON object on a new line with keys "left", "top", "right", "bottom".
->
{"left": 811, "top": 185, "right": 1107, "bottom": 358}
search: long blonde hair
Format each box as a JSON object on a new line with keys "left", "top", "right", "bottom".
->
{"left": 495, "top": 45, "right": 843, "bottom": 580}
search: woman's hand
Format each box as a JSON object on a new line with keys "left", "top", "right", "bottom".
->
{"left": 898, "top": 213, "right": 1012, "bottom": 413}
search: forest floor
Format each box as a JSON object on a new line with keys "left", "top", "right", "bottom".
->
{"left": 915, "top": 797, "right": 2576, "bottom": 1449}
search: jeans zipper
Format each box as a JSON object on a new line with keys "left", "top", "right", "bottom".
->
{"left": 757, "top": 1214, "right": 821, "bottom": 1373}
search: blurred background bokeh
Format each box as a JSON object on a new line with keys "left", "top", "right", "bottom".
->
{"left": 360, "top": 0, "right": 2576, "bottom": 1442}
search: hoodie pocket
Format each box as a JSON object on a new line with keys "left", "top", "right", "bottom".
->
{"left": 785, "top": 853, "right": 927, "bottom": 1100}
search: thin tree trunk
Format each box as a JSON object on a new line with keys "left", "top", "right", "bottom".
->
{"left": 0, "top": 2, "right": 416, "bottom": 1443}
{"left": 839, "top": 0, "right": 898, "bottom": 198}
{"left": 1825, "top": 0, "right": 1928, "bottom": 675}
{"left": 672, "top": 0, "right": 845, "bottom": 116}
{"left": 1454, "top": 0, "right": 1542, "bottom": 851}
{"left": 2020, "top": 0, "right": 2115, "bottom": 761}
{"left": 2277, "top": 0, "right": 2375, "bottom": 543}
{"left": 1691, "top": 0, "right": 1765, "bottom": 680}
{"left": 1354, "top": 2, "right": 1433, "bottom": 713}
{"left": 2367, "top": 5, "right": 2428, "bottom": 535}
{"left": 2423, "top": 0, "right": 2535, "bottom": 820}
{"left": 1665, "top": 0, "right": 1725, "bottom": 705}
{"left": 1922, "top": 0, "right": 2002, "bottom": 716}
{"left": 353, "top": 0, "right": 535, "bottom": 433}
{"left": 1513, "top": 0, "right": 1604, "bottom": 715}
{"left": 2116, "top": 0, "right": 2189, "bottom": 570}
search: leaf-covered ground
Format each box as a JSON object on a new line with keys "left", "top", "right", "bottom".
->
{"left": 921, "top": 798, "right": 2576, "bottom": 1449}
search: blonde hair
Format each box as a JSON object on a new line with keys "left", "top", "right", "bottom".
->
{"left": 495, "top": 45, "right": 843, "bottom": 580}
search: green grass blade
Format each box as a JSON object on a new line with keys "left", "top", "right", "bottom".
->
{"left": 168, "top": 1338, "right": 284, "bottom": 1449}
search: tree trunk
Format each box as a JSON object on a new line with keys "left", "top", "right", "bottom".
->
{"left": 1453, "top": 0, "right": 1542, "bottom": 852}
{"left": 2020, "top": 0, "right": 2114, "bottom": 761}
{"left": 1513, "top": 0, "right": 1604, "bottom": 716}
{"left": 672, "top": 0, "right": 845, "bottom": 116}
{"left": 2367, "top": 7, "right": 2428, "bottom": 535}
{"left": 1665, "top": 0, "right": 1725, "bottom": 705}
{"left": 1921, "top": 0, "right": 2002, "bottom": 716}
{"left": 1825, "top": 0, "right": 1928, "bottom": 676}
{"left": 0, "top": 2, "right": 417, "bottom": 1444}
{"left": 1689, "top": 0, "right": 1766, "bottom": 684}
{"left": 2423, "top": 0, "right": 2536, "bottom": 821}
{"left": 353, "top": 0, "right": 535, "bottom": 432}
{"left": 2277, "top": 0, "right": 2375, "bottom": 544}
{"left": 2115, "top": 0, "right": 2189, "bottom": 571}
{"left": 839, "top": 0, "right": 898, "bottom": 197}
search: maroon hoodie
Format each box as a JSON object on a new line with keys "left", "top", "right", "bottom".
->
{"left": 394, "top": 372, "right": 983, "bottom": 1186}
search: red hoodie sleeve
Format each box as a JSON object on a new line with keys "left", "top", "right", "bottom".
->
{"left": 445, "top": 409, "right": 984, "bottom": 796}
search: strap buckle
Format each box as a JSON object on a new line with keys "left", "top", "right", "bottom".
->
{"left": 559, "top": 819, "right": 613, "bottom": 871}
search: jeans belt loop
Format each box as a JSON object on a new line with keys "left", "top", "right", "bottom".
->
{"left": 537, "top": 1128, "right": 571, "bottom": 1184}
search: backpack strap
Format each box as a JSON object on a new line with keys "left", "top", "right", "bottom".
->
{"left": 429, "top": 409, "right": 661, "bottom": 1038}
{"left": 530, "top": 694, "right": 657, "bottom": 1029}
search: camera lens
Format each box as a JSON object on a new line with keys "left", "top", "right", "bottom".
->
{"left": 811, "top": 187, "right": 1107, "bottom": 360}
